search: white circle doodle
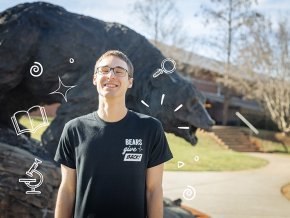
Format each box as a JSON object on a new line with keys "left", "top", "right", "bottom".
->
{"left": 194, "top": 155, "right": 200, "bottom": 162}
{"left": 161, "top": 58, "right": 176, "bottom": 74}
{"left": 182, "top": 185, "right": 196, "bottom": 201}
{"left": 30, "top": 62, "right": 43, "bottom": 77}
{"left": 69, "top": 58, "right": 74, "bottom": 63}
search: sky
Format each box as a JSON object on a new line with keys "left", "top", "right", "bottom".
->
{"left": 1, "top": 0, "right": 289, "bottom": 59}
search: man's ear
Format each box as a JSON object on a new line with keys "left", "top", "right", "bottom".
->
{"left": 93, "top": 73, "right": 97, "bottom": 85}
{"left": 128, "top": 78, "right": 133, "bottom": 88}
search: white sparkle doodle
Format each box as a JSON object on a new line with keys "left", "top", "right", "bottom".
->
{"left": 30, "top": 62, "right": 43, "bottom": 77}
{"left": 183, "top": 185, "right": 196, "bottom": 200}
{"left": 49, "top": 76, "right": 77, "bottom": 102}
{"left": 153, "top": 58, "right": 176, "bottom": 78}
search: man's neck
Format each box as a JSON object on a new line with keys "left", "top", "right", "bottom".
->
{"left": 97, "top": 96, "right": 128, "bottom": 122}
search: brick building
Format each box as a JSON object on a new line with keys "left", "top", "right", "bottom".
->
{"left": 155, "top": 43, "right": 276, "bottom": 130}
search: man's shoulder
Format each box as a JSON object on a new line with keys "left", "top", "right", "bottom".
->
{"left": 129, "top": 110, "right": 162, "bottom": 127}
{"left": 64, "top": 112, "right": 96, "bottom": 129}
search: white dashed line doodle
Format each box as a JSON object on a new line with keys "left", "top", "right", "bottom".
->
{"left": 141, "top": 100, "right": 149, "bottom": 107}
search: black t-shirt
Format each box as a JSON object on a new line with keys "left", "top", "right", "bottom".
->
{"left": 54, "top": 110, "right": 173, "bottom": 218}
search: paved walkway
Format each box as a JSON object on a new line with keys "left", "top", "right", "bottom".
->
{"left": 163, "top": 153, "right": 290, "bottom": 218}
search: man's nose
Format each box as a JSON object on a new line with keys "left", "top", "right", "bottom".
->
{"left": 107, "top": 69, "right": 116, "bottom": 79}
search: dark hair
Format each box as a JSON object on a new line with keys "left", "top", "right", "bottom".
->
{"left": 94, "top": 50, "right": 134, "bottom": 78}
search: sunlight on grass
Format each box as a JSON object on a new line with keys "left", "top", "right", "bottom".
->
{"left": 164, "top": 131, "right": 269, "bottom": 171}
{"left": 251, "top": 136, "right": 290, "bottom": 155}
{"left": 19, "top": 116, "right": 53, "bottom": 141}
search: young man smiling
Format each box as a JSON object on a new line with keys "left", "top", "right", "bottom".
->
{"left": 54, "top": 50, "right": 173, "bottom": 218}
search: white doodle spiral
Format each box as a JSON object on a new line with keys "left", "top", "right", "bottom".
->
{"left": 182, "top": 185, "right": 196, "bottom": 200}
{"left": 30, "top": 62, "right": 43, "bottom": 77}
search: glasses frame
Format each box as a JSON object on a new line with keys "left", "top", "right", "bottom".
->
{"left": 96, "top": 66, "right": 129, "bottom": 77}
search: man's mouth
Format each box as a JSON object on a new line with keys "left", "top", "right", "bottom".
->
{"left": 104, "top": 83, "right": 118, "bottom": 88}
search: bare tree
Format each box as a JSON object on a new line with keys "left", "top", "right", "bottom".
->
{"left": 131, "top": 0, "right": 188, "bottom": 48}
{"left": 232, "top": 17, "right": 290, "bottom": 151}
{"left": 198, "top": 0, "right": 259, "bottom": 125}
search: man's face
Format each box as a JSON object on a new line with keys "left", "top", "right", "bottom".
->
{"left": 93, "top": 55, "right": 133, "bottom": 99}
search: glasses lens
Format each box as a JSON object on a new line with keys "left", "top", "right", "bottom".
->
{"left": 98, "top": 66, "right": 110, "bottom": 74}
{"left": 113, "top": 67, "right": 127, "bottom": 77}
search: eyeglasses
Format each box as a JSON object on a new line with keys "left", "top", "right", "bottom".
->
{"left": 96, "top": 66, "right": 129, "bottom": 77}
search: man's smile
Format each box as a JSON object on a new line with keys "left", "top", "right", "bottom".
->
{"left": 103, "top": 82, "right": 119, "bottom": 88}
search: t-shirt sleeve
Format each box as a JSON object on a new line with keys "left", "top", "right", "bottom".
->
{"left": 54, "top": 122, "right": 76, "bottom": 169}
{"left": 147, "top": 120, "right": 173, "bottom": 168}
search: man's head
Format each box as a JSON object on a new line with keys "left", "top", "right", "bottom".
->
{"left": 93, "top": 50, "right": 134, "bottom": 98}
{"left": 94, "top": 50, "right": 134, "bottom": 78}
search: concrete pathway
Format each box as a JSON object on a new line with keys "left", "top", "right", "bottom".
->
{"left": 163, "top": 153, "right": 290, "bottom": 218}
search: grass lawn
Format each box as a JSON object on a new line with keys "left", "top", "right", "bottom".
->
{"left": 20, "top": 116, "right": 270, "bottom": 171}
{"left": 164, "top": 131, "right": 268, "bottom": 171}
{"left": 237, "top": 127, "right": 290, "bottom": 155}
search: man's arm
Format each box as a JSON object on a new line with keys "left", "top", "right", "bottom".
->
{"left": 55, "top": 164, "right": 76, "bottom": 218}
{"left": 146, "top": 163, "right": 164, "bottom": 218}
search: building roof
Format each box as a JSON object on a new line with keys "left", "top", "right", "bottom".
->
{"left": 204, "top": 92, "right": 263, "bottom": 112}
{"left": 154, "top": 42, "right": 226, "bottom": 75}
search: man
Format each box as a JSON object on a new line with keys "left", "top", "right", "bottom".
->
{"left": 54, "top": 50, "right": 173, "bottom": 218}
